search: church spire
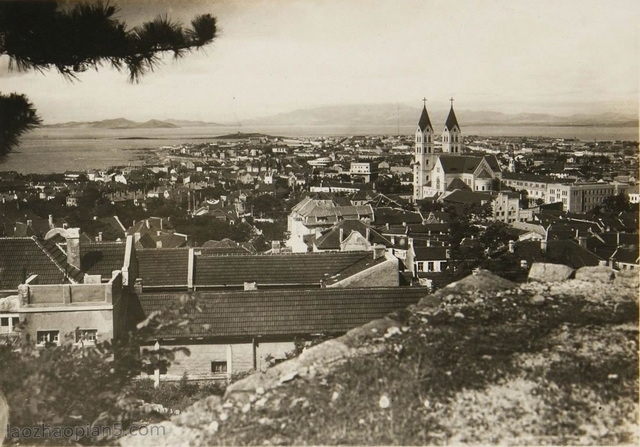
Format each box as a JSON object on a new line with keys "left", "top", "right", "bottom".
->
{"left": 442, "top": 97, "right": 461, "bottom": 154}
{"left": 418, "top": 97, "right": 433, "bottom": 132}
{"left": 444, "top": 97, "right": 460, "bottom": 131}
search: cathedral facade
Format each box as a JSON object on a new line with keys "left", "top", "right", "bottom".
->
{"left": 412, "top": 99, "right": 502, "bottom": 202}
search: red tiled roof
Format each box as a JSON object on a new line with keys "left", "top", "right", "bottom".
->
{"left": 80, "top": 242, "right": 126, "bottom": 278}
{"left": 0, "top": 237, "right": 84, "bottom": 289}
{"left": 194, "top": 252, "right": 376, "bottom": 287}
{"left": 438, "top": 155, "right": 482, "bottom": 174}
{"left": 414, "top": 247, "right": 449, "bottom": 261}
{"left": 612, "top": 247, "right": 639, "bottom": 265}
{"left": 446, "top": 177, "right": 472, "bottom": 191}
{"left": 442, "top": 190, "right": 493, "bottom": 205}
{"left": 373, "top": 208, "right": 423, "bottom": 226}
{"left": 137, "top": 248, "right": 190, "bottom": 288}
{"left": 314, "top": 220, "right": 391, "bottom": 250}
{"left": 138, "top": 287, "right": 428, "bottom": 338}
{"left": 513, "top": 240, "right": 601, "bottom": 268}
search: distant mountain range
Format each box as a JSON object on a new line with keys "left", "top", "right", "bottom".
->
{"left": 242, "top": 104, "right": 638, "bottom": 128}
{"left": 45, "top": 105, "right": 638, "bottom": 129}
{"left": 44, "top": 118, "right": 223, "bottom": 129}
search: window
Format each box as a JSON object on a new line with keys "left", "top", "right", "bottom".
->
{"left": 37, "top": 330, "right": 60, "bottom": 346}
{"left": 211, "top": 361, "right": 227, "bottom": 374}
{"left": 427, "top": 261, "right": 435, "bottom": 272}
{"left": 75, "top": 329, "right": 98, "bottom": 345}
{"left": 0, "top": 315, "right": 19, "bottom": 333}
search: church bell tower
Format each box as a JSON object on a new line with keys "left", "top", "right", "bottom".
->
{"left": 442, "top": 97, "right": 461, "bottom": 154}
{"left": 413, "top": 98, "right": 434, "bottom": 201}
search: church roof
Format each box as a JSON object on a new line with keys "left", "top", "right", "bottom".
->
{"left": 444, "top": 106, "right": 460, "bottom": 131}
{"left": 438, "top": 155, "right": 483, "bottom": 174}
{"left": 417, "top": 106, "right": 433, "bottom": 132}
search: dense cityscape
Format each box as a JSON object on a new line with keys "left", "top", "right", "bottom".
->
{"left": 0, "top": 0, "right": 638, "bottom": 445}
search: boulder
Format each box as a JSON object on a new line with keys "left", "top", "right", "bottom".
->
{"left": 528, "top": 263, "right": 574, "bottom": 283}
{"left": 416, "top": 270, "right": 515, "bottom": 309}
{"left": 575, "top": 266, "right": 616, "bottom": 283}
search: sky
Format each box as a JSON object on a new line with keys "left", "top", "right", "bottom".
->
{"left": 1, "top": 0, "right": 638, "bottom": 124}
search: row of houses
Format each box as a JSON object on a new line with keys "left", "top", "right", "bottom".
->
{"left": 0, "top": 226, "right": 427, "bottom": 380}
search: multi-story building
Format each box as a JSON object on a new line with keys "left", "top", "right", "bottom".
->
{"left": 503, "top": 173, "right": 631, "bottom": 212}
{"left": 286, "top": 196, "right": 374, "bottom": 252}
{"left": 501, "top": 172, "right": 552, "bottom": 203}
{"left": 547, "top": 181, "right": 631, "bottom": 213}
{"left": 349, "top": 162, "right": 378, "bottom": 183}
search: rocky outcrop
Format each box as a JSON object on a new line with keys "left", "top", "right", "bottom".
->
{"left": 121, "top": 264, "right": 639, "bottom": 446}
{"left": 527, "top": 262, "right": 574, "bottom": 282}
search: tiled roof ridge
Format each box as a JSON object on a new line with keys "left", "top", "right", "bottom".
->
{"left": 328, "top": 252, "right": 384, "bottom": 281}
{"left": 142, "top": 285, "right": 427, "bottom": 298}
{"left": 195, "top": 250, "right": 372, "bottom": 258}
{"left": 0, "top": 236, "right": 37, "bottom": 240}
{"left": 31, "top": 236, "right": 82, "bottom": 284}
{"left": 137, "top": 247, "right": 190, "bottom": 251}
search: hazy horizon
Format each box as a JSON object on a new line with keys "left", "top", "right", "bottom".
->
{"left": 42, "top": 102, "right": 639, "bottom": 127}
{"left": 1, "top": 0, "right": 638, "bottom": 124}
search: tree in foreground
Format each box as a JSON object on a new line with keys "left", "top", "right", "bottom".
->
{"left": 0, "top": 0, "right": 217, "bottom": 157}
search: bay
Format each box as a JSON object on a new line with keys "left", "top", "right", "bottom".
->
{"left": 0, "top": 124, "right": 637, "bottom": 174}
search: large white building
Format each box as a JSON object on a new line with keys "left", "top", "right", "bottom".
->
{"left": 502, "top": 173, "right": 632, "bottom": 213}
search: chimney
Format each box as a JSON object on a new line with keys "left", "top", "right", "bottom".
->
{"left": 134, "top": 232, "right": 141, "bottom": 243}
{"left": 156, "top": 240, "right": 163, "bottom": 248}
{"left": 134, "top": 278, "right": 143, "bottom": 295}
{"left": 271, "top": 240, "right": 281, "bottom": 254}
{"left": 26, "top": 219, "right": 32, "bottom": 228}
{"left": 339, "top": 227, "right": 344, "bottom": 243}
{"left": 97, "top": 232, "right": 103, "bottom": 242}
{"left": 365, "top": 226, "right": 370, "bottom": 242}
{"left": 244, "top": 281, "right": 257, "bottom": 291}
{"left": 508, "top": 240, "right": 515, "bottom": 253}
{"left": 578, "top": 236, "right": 587, "bottom": 248}
{"left": 65, "top": 228, "right": 81, "bottom": 270}
{"left": 48, "top": 214, "right": 54, "bottom": 229}
{"left": 540, "top": 239, "right": 548, "bottom": 253}
{"left": 372, "top": 244, "right": 386, "bottom": 259}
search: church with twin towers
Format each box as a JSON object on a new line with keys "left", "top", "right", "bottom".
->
{"left": 412, "top": 98, "right": 502, "bottom": 202}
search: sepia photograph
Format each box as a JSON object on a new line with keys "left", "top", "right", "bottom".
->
{"left": 0, "top": 0, "right": 638, "bottom": 445}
